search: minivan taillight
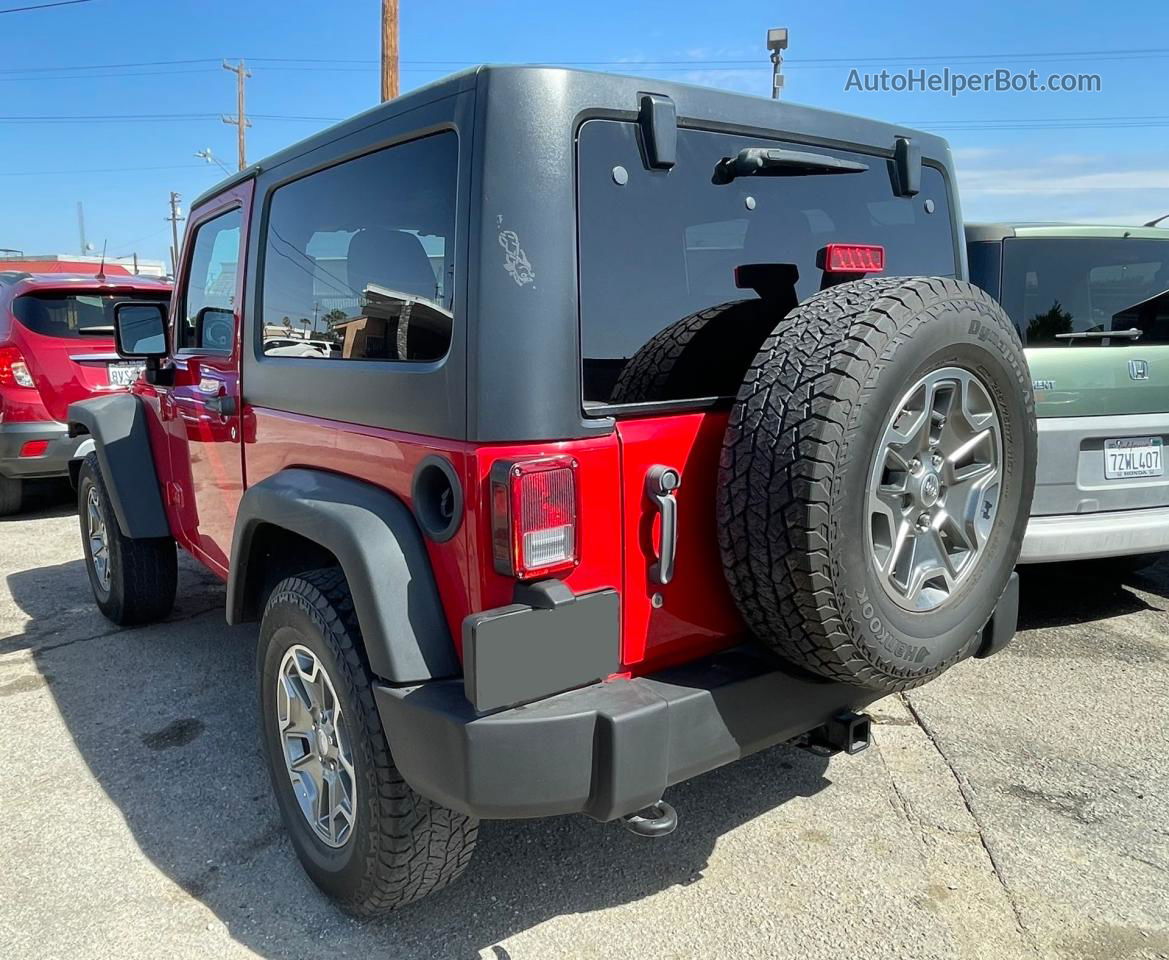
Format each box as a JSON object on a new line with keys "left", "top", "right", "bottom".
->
{"left": 0, "top": 347, "right": 34, "bottom": 388}
{"left": 490, "top": 456, "right": 580, "bottom": 580}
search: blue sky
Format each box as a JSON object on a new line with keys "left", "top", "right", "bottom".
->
{"left": 1, "top": 0, "right": 1166, "bottom": 269}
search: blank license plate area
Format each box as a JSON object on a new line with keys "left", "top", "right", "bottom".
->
{"left": 108, "top": 362, "right": 144, "bottom": 386}
{"left": 1104, "top": 437, "right": 1164, "bottom": 480}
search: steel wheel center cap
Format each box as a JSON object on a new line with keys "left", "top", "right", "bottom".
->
{"left": 919, "top": 472, "right": 941, "bottom": 508}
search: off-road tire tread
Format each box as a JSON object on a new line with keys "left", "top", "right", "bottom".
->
{"left": 265, "top": 568, "right": 478, "bottom": 917}
{"left": 717, "top": 276, "right": 1030, "bottom": 691}
{"left": 79, "top": 452, "right": 177, "bottom": 624}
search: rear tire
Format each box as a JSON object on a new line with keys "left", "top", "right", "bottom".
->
{"left": 77, "top": 452, "right": 177, "bottom": 625}
{"left": 718, "top": 277, "right": 1036, "bottom": 692}
{"left": 0, "top": 475, "right": 23, "bottom": 516}
{"left": 258, "top": 568, "right": 478, "bottom": 916}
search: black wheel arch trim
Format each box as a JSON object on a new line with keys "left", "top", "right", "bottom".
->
{"left": 228, "top": 468, "right": 460, "bottom": 684}
{"left": 67, "top": 394, "right": 170, "bottom": 539}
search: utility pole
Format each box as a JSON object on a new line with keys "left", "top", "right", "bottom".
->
{"left": 166, "top": 192, "right": 184, "bottom": 277}
{"left": 767, "top": 27, "right": 789, "bottom": 100}
{"left": 381, "top": 0, "right": 398, "bottom": 101}
{"left": 76, "top": 201, "right": 87, "bottom": 255}
{"left": 222, "top": 59, "right": 252, "bottom": 171}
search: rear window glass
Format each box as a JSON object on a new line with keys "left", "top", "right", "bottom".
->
{"left": 12, "top": 292, "right": 169, "bottom": 339}
{"left": 577, "top": 120, "right": 956, "bottom": 407}
{"left": 1001, "top": 238, "right": 1169, "bottom": 346}
{"left": 260, "top": 131, "right": 457, "bottom": 363}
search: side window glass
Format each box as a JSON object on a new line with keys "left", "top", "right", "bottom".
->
{"left": 260, "top": 131, "right": 457, "bottom": 362}
{"left": 178, "top": 207, "right": 242, "bottom": 353}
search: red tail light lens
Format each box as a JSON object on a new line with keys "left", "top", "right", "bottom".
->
{"left": 822, "top": 243, "right": 885, "bottom": 274}
{"left": 490, "top": 456, "right": 580, "bottom": 580}
{"left": 0, "top": 347, "right": 34, "bottom": 388}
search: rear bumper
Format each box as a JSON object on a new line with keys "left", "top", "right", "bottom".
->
{"left": 374, "top": 574, "right": 1018, "bottom": 822}
{"left": 0, "top": 421, "right": 85, "bottom": 479}
{"left": 1032, "top": 412, "right": 1169, "bottom": 517}
{"left": 1020, "top": 507, "right": 1169, "bottom": 563}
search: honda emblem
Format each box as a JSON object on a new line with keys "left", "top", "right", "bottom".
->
{"left": 1129, "top": 359, "right": 1150, "bottom": 381}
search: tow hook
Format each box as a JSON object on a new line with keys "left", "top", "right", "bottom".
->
{"left": 802, "top": 711, "right": 872, "bottom": 756}
{"left": 620, "top": 800, "right": 678, "bottom": 838}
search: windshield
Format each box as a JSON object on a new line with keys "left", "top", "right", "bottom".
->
{"left": 12, "top": 291, "right": 169, "bottom": 339}
{"left": 1000, "top": 237, "right": 1169, "bottom": 346}
{"left": 577, "top": 120, "right": 957, "bottom": 408}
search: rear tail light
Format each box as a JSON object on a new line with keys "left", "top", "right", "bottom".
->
{"left": 0, "top": 347, "right": 34, "bottom": 388}
{"left": 490, "top": 456, "right": 580, "bottom": 579}
{"left": 821, "top": 243, "right": 885, "bottom": 274}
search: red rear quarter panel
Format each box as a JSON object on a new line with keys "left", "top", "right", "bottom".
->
{"left": 246, "top": 407, "right": 624, "bottom": 662}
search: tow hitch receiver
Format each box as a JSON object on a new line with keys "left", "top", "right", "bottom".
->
{"left": 620, "top": 800, "right": 678, "bottom": 838}
{"left": 803, "top": 711, "right": 872, "bottom": 756}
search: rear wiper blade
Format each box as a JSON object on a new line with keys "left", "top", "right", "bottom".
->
{"left": 1054, "top": 327, "right": 1143, "bottom": 341}
{"left": 714, "top": 147, "right": 868, "bottom": 184}
{"left": 78, "top": 325, "right": 115, "bottom": 335}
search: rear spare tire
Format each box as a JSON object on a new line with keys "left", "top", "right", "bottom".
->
{"left": 718, "top": 277, "right": 1035, "bottom": 691}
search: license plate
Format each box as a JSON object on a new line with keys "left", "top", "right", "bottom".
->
{"left": 108, "top": 362, "right": 145, "bottom": 387}
{"left": 1104, "top": 436, "right": 1164, "bottom": 479}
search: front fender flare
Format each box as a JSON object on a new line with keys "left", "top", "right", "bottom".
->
{"left": 228, "top": 469, "right": 460, "bottom": 684}
{"left": 67, "top": 394, "right": 170, "bottom": 539}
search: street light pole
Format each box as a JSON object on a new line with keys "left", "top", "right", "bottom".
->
{"left": 767, "top": 27, "right": 789, "bottom": 100}
{"left": 166, "top": 192, "right": 184, "bottom": 277}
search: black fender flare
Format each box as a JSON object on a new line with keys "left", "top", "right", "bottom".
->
{"left": 66, "top": 394, "right": 170, "bottom": 539}
{"left": 228, "top": 468, "right": 460, "bottom": 684}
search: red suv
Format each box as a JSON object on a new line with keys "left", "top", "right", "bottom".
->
{"left": 69, "top": 67, "right": 1034, "bottom": 916}
{"left": 0, "top": 272, "right": 171, "bottom": 514}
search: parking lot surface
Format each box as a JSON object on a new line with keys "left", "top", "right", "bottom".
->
{"left": 1, "top": 493, "right": 1166, "bottom": 960}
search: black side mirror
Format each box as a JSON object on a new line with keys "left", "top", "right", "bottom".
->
{"left": 113, "top": 301, "right": 168, "bottom": 359}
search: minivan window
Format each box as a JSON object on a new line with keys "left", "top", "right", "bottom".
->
{"left": 260, "top": 131, "right": 457, "bottom": 363}
{"left": 12, "top": 292, "right": 170, "bottom": 339}
{"left": 1000, "top": 237, "right": 1169, "bottom": 346}
{"left": 178, "top": 207, "right": 242, "bottom": 353}
{"left": 577, "top": 120, "right": 956, "bottom": 407}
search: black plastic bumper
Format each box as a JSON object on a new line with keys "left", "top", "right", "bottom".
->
{"left": 0, "top": 421, "right": 84, "bottom": 479}
{"left": 374, "top": 573, "right": 1019, "bottom": 822}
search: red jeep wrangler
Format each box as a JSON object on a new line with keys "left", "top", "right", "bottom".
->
{"left": 69, "top": 67, "right": 1034, "bottom": 915}
{"left": 0, "top": 271, "right": 170, "bottom": 514}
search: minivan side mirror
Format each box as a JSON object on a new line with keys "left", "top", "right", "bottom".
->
{"left": 113, "top": 301, "right": 168, "bottom": 359}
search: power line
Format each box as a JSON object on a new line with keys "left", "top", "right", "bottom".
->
{"left": 1, "top": 46, "right": 1167, "bottom": 76}
{"left": 0, "top": 0, "right": 92, "bottom": 13}
{"left": 0, "top": 163, "right": 208, "bottom": 176}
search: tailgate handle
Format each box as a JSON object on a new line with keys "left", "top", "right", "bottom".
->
{"left": 646, "top": 465, "right": 681, "bottom": 585}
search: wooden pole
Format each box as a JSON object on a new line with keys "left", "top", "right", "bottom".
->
{"left": 381, "top": 0, "right": 398, "bottom": 101}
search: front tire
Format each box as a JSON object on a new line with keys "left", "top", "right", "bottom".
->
{"left": 77, "top": 453, "right": 177, "bottom": 625}
{"left": 258, "top": 568, "right": 478, "bottom": 916}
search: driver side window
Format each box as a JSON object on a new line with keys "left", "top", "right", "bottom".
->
{"left": 178, "top": 207, "right": 242, "bottom": 353}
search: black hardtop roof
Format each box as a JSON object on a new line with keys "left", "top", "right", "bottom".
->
{"left": 192, "top": 64, "right": 954, "bottom": 211}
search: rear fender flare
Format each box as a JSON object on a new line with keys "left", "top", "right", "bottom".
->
{"left": 228, "top": 468, "right": 460, "bottom": 684}
{"left": 66, "top": 394, "right": 170, "bottom": 538}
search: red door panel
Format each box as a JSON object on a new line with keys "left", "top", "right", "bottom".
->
{"left": 159, "top": 182, "right": 253, "bottom": 576}
{"left": 616, "top": 411, "right": 745, "bottom": 672}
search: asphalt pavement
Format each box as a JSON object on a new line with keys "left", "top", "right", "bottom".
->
{"left": 1, "top": 488, "right": 1166, "bottom": 960}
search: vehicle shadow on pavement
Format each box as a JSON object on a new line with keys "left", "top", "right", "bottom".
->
{"left": 0, "top": 479, "right": 75, "bottom": 523}
{"left": 6, "top": 559, "right": 831, "bottom": 959}
{"left": 1016, "top": 557, "right": 1169, "bottom": 629}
